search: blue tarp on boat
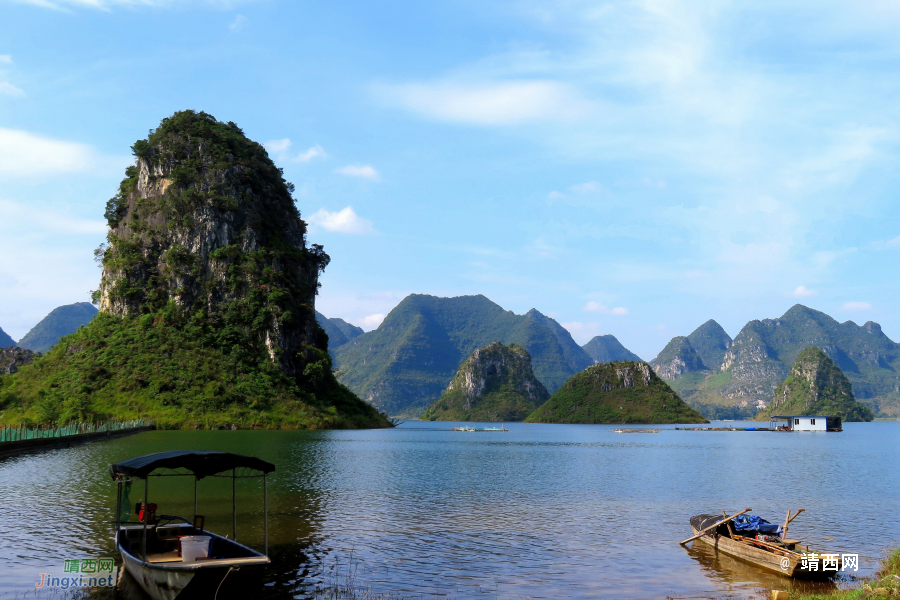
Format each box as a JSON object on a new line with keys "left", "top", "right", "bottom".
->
{"left": 732, "top": 515, "right": 783, "bottom": 535}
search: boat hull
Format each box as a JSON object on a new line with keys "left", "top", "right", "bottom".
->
{"left": 690, "top": 526, "right": 839, "bottom": 580}
{"left": 117, "top": 529, "right": 267, "bottom": 600}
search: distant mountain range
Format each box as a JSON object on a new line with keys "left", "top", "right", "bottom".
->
{"left": 0, "top": 326, "right": 14, "bottom": 348}
{"left": 329, "top": 294, "right": 641, "bottom": 418}
{"left": 315, "top": 311, "right": 364, "bottom": 357}
{"left": 582, "top": 335, "right": 643, "bottom": 363}
{"left": 652, "top": 305, "right": 900, "bottom": 418}
{"left": 17, "top": 302, "right": 99, "bottom": 353}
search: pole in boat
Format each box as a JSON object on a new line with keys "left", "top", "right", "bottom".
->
{"left": 193, "top": 475, "right": 198, "bottom": 525}
{"left": 115, "top": 481, "right": 122, "bottom": 536}
{"left": 141, "top": 477, "right": 149, "bottom": 564}
{"left": 264, "top": 472, "right": 268, "bottom": 556}
{"left": 679, "top": 508, "right": 753, "bottom": 545}
{"left": 232, "top": 468, "right": 237, "bottom": 542}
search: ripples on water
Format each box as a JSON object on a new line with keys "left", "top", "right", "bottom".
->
{"left": 0, "top": 421, "right": 897, "bottom": 599}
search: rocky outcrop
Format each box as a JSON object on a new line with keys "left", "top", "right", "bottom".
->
{"left": 96, "top": 110, "right": 329, "bottom": 379}
{"left": 652, "top": 336, "right": 706, "bottom": 381}
{"left": 525, "top": 360, "right": 708, "bottom": 424}
{"left": 421, "top": 342, "right": 549, "bottom": 421}
{"left": 762, "top": 347, "right": 873, "bottom": 422}
{"left": 0, "top": 347, "right": 37, "bottom": 375}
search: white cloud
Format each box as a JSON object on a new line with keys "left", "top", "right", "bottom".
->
{"left": 335, "top": 164, "right": 379, "bottom": 180}
{"left": 0, "top": 55, "right": 12, "bottom": 65}
{"left": 307, "top": 206, "right": 375, "bottom": 235}
{"left": 362, "top": 313, "right": 385, "bottom": 329}
{"left": 12, "top": 0, "right": 250, "bottom": 9}
{"left": 376, "top": 79, "right": 589, "bottom": 125}
{"left": 569, "top": 181, "right": 600, "bottom": 194}
{"left": 295, "top": 144, "right": 325, "bottom": 162}
{"left": 0, "top": 128, "right": 114, "bottom": 176}
{"left": 547, "top": 191, "right": 564, "bottom": 200}
{"left": 264, "top": 139, "right": 326, "bottom": 163}
{"left": 229, "top": 14, "right": 245, "bottom": 31}
{"left": 0, "top": 82, "right": 25, "bottom": 97}
{"left": 0, "top": 199, "right": 107, "bottom": 236}
{"left": 841, "top": 301, "right": 871, "bottom": 311}
{"left": 583, "top": 301, "right": 628, "bottom": 315}
{"left": 789, "top": 285, "right": 818, "bottom": 298}
{"left": 264, "top": 138, "right": 291, "bottom": 154}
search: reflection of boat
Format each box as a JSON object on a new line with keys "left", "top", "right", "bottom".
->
{"left": 110, "top": 451, "right": 275, "bottom": 600}
{"left": 688, "top": 513, "right": 842, "bottom": 579}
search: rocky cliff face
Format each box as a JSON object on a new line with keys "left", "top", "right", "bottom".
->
{"left": 421, "top": 342, "right": 549, "bottom": 421}
{"left": 0, "top": 347, "right": 36, "bottom": 375}
{"left": 652, "top": 336, "right": 706, "bottom": 381}
{"left": 96, "top": 111, "right": 328, "bottom": 379}
{"left": 763, "top": 347, "right": 873, "bottom": 421}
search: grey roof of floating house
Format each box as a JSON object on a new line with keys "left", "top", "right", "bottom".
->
{"left": 110, "top": 450, "right": 275, "bottom": 480}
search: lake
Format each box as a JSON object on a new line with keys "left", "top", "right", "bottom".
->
{"left": 1, "top": 420, "right": 897, "bottom": 599}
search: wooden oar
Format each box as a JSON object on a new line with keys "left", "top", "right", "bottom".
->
{"left": 781, "top": 508, "right": 805, "bottom": 539}
{"left": 680, "top": 508, "right": 752, "bottom": 545}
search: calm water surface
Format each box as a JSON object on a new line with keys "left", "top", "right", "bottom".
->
{"left": 0, "top": 421, "right": 897, "bottom": 599}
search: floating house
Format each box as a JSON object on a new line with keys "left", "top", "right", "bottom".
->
{"left": 768, "top": 415, "right": 842, "bottom": 432}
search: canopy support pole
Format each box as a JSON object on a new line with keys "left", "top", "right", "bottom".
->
{"left": 232, "top": 468, "right": 237, "bottom": 542}
{"left": 115, "top": 481, "right": 122, "bottom": 538}
{"left": 264, "top": 473, "right": 268, "bottom": 556}
{"left": 193, "top": 476, "right": 198, "bottom": 526}
{"left": 141, "top": 477, "right": 149, "bottom": 564}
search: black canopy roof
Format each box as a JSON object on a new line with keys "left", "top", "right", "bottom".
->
{"left": 110, "top": 451, "right": 275, "bottom": 480}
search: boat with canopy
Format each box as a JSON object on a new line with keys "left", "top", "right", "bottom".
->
{"left": 110, "top": 450, "right": 275, "bottom": 600}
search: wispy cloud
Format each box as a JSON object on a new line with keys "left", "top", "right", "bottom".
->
{"left": 0, "top": 199, "right": 107, "bottom": 235}
{"left": 307, "top": 206, "right": 375, "bottom": 235}
{"left": 841, "top": 301, "right": 871, "bottom": 311}
{"left": 583, "top": 301, "right": 628, "bottom": 315}
{"left": 0, "top": 81, "right": 25, "bottom": 97}
{"left": 569, "top": 181, "right": 600, "bottom": 194}
{"left": 375, "top": 79, "right": 590, "bottom": 125}
{"left": 0, "top": 55, "right": 12, "bottom": 65}
{"left": 295, "top": 144, "right": 325, "bottom": 162}
{"left": 0, "top": 128, "right": 123, "bottom": 176}
{"left": 335, "top": 164, "right": 379, "bottom": 180}
{"left": 264, "top": 138, "right": 327, "bottom": 163}
{"left": 12, "top": 0, "right": 251, "bottom": 10}
{"left": 229, "top": 14, "right": 245, "bottom": 31}
{"left": 362, "top": 313, "right": 385, "bottom": 329}
{"left": 789, "top": 285, "right": 818, "bottom": 298}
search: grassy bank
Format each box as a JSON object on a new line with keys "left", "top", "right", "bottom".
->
{"left": 792, "top": 547, "right": 900, "bottom": 599}
{"left": 0, "top": 308, "right": 391, "bottom": 430}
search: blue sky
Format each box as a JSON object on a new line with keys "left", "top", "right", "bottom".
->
{"left": 1, "top": 0, "right": 899, "bottom": 360}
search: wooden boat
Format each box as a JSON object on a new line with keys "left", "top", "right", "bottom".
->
{"left": 110, "top": 451, "right": 275, "bottom": 600}
{"left": 688, "top": 513, "right": 842, "bottom": 579}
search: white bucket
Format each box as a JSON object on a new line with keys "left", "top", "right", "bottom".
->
{"left": 180, "top": 535, "right": 211, "bottom": 562}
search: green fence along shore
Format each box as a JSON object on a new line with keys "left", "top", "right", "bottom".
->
{"left": 0, "top": 419, "right": 154, "bottom": 457}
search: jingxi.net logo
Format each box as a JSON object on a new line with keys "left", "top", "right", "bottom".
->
{"left": 35, "top": 557, "right": 117, "bottom": 589}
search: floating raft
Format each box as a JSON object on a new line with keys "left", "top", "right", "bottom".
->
{"left": 675, "top": 427, "right": 773, "bottom": 431}
{"left": 614, "top": 429, "right": 660, "bottom": 433}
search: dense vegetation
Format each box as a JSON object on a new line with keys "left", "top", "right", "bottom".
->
{"left": 333, "top": 294, "right": 595, "bottom": 418}
{"left": 17, "top": 302, "right": 98, "bottom": 353}
{"left": 525, "top": 361, "right": 708, "bottom": 424}
{"left": 582, "top": 334, "right": 642, "bottom": 363}
{"left": 421, "top": 342, "right": 549, "bottom": 422}
{"left": 655, "top": 306, "right": 900, "bottom": 418}
{"left": 759, "top": 347, "right": 874, "bottom": 422}
{"left": 0, "top": 110, "right": 389, "bottom": 430}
